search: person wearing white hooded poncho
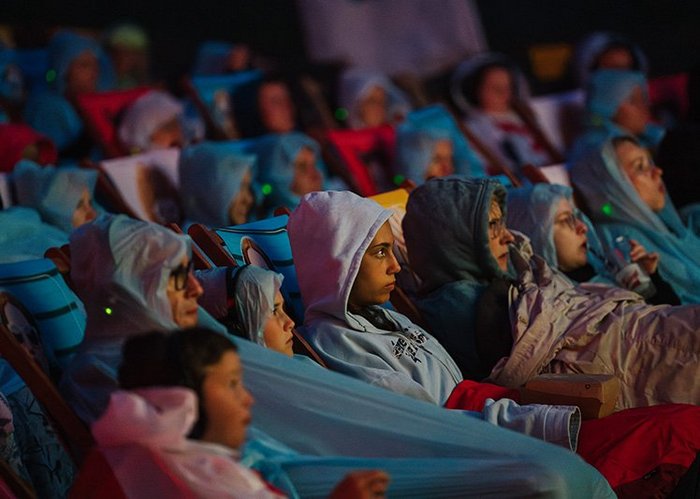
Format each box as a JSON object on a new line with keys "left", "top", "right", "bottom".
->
{"left": 117, "top": 89, "right": 185, "bottom": 153}
{"left": 59, "top": 214, "right": 225, "bottom": 423}
{"left": 178, "top": 141, "right": 257, "bottom": 230}
{"left": 337, "top": 68, "right": 411, "bottom": 129}
{"left": 570, "top": 136, "right": 700, "bottom": 304}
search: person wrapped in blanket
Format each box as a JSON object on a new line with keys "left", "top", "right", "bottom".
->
{"left": 570, "top": 135, "right": 700, "bottom": 304}
{"left": 506, "top": 183, "right": 679, "bottom": 305}
{"left": 0, "top": 160, "right": 98, "bottom": 262}
{"left": 567, "top": 69, "right": 665, "bottom": 164}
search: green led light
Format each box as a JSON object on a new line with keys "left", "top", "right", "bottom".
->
{"left": 104, "top": 307, "right": 113, "bottom": 315}
{"left": 261, "top": 183, "right": 272, "bottom": 196}
{"left": 335, "top": 107, "right": 349, "bottom": 121}
{"left": 45, "top": 69, "right": 57, "bottom": 83}
{"left": 601, "top": 203, "right": 613, "bottom": 217}
{"left": 393, "top": 174, "right": 405, "bottom": 186}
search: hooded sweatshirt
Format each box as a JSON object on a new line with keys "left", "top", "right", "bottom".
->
{"left": 288, "top": 190, "right": 464, "bottom": 405}
{"left": 60, "top": 214, "right": 196, "bottom": 422}
{"left": 570, "top": 139, "right": 700, "bottom": 304}
{"left": 403, "top": 176, "right": 700, "bottom": 409}
{"left": 178, "top": 142, "right": 257, "bottom": 228}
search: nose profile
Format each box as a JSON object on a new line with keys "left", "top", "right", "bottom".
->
{"left": 186, "top": 273, "right": 204, "bottom": 298}
{"left": 387, "top": 250, "right": 401, "bottom": 275}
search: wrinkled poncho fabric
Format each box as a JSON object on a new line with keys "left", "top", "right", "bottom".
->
{"left": 403, "top": 176, "right": 700, "bottom": 409}
{"left": 178, "top": 141, "right": 257, "bottom": 228}
{"left": 571, "top": 31, "right": 648, "bottom": 88}
{"left": 570, "top": 139, "right": 700, "bottom": 304}
{"left": 568, "top": 69, "right": 665, "bottom": 164}
{"left": 12, "top": 159, "right": 98, "bottom": 233}
{"left": 60, "top": 214, "right": 196, "bottom": 422}
{"left": 394, "top": 104, "right": 485, "bottom": 182}
{"left": 0, "top": 207, "right": 69, "bottom": 263}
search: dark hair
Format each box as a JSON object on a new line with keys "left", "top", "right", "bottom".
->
{"left": 459, "top": 61, "right": 514, "bottom": 109}
{"left": 119, "top": 327, "right": 238, "bottom": 438}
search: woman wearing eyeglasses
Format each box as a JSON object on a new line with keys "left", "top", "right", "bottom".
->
{"left": 506, "top": 183, "right": 679, "bottom": 305}
{"left": 571, "top": 136, "right": 700, "bottom": 304}
{"left": 402, "top": 176, "right": 700, "bottom": 409}
{"left": 59, "top": 214, "right": 218, "bottom": 424}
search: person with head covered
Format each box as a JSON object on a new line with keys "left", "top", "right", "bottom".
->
{"left": 506, "top": 182, "right": 679, "bottom": 305}
{"left": 117, "top": 89, "right": 185, "bottom": 154}
{"left": 23, "top": 30, "right": 111, "bottom": 159}
{"left": 59, "top": 214, "right": 216, "bottom": 423}
{"left": 571, "top": 135, "right": 700, "bottom": 304}
{"left": 178, "top": 142, "right": 257, "bottom": 229}
{"left": 401, "top": 176, "right": 700, "bottom": 409}
{"left": 394, "top": 105, "right": 485, "bottom": 184}
{"left": 568, "top": 69, "right": 664, "bottom": 164}
{"left": 338, "top": 68, "right": 411, "bottom": 129}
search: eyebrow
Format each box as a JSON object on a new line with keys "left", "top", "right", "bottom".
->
{"left": 369, "top": 242, "right": 393, "bottom": 251}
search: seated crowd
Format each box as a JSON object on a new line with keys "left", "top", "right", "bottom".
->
{"left": 0, "top": 22, "right": 699, "bottom": 499}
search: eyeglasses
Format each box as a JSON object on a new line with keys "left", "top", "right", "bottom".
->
{"left": 488, "top": 217, "right": 507, "bottom": 240}
{"left": 170, "top": 260, "right": 194, "bottom": 291}
{"left": 554, "top": 209, "right": 583, "bottom": 231}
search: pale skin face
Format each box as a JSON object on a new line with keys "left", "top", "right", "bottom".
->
{"left": 66, "top": 51, "right": 99, "bottom": 96}
{"left": 166, "top": 257, "right": 204, "bottom": 328}
{"left": 200, "top": 350, "right": 254, "bottom": 450}
{"left": 258, "top": 82, "right": 296, "bottom": 134}
{"left": 487, "top": 199, "right": 515, "bottom": 272}
{"left": 228, "top": 171, "right": 255, "bottom": 225}
{"left": 478, "top": 67, "right": 513, "bottom": 114}
{"left": 552, "top": 198, "right": 589, "bottom": 272}
{"left": 613, "top": 86, "right": 651, "bottom": 136}
{"left": 72, "top": 188, "right": 97, "bottom": 228}
{"left": 262, "top": 291, "right": 294, "bottom": 357}
{"left": 290, "top": 147, "right": 323, "bottom": 196}
{"left": 150, "top": 117, "right": 184, "bottom": 149}
{"left": 596, "top": 47, "right": 635, "bottom": 71}
{"left": 358, "top": 85, "right": 388, "bottom": 127}
{"left": 615, "top": 140, "right": 666, "bottom": 213}
{"left": 348, "top": 221, "right": 401, "bottom": 312}
{"left": 424, "top": 139, "right": 455, "bottom": 180}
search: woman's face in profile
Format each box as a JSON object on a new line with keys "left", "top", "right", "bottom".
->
{"left": 228, "top": 171, "right": 255, "bottom": 225}
{"left": 615, "top": 139, "right": 666, "bottom": 213}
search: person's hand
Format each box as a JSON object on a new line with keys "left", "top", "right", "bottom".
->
{"left": 629, "top": 239, "right": 659, "bottom": 274}
{"left": 328, "top": 470, "right": 390, "bottom": 499}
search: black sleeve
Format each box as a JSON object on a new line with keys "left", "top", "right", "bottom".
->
{"left": 647, "top": 271, "right": 681, "bottom": 306}
{"left": 474, "top": 278, "right": 514, "bottom": 379}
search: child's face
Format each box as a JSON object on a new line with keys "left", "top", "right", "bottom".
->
{"left": 228, "top": 171, "right": 255, "bottom": 225}
{"left": 596, "top": 47, "right": 634, "bottom": 71}
{"left": 348, "top": 221, "right": 401, "bottom": 312}
{"left": 552, "top": 198, "right": 589, "bottom": 272}
{"left": 258, "top": 82, "right": 296, "bottom": 134}
{"left": 262, "top": 291, "right": 294, "bottom": 356}
{"left": 358, "top": 85, "right": 387, "bottom": 127}
{"left": 72, "top": 188, "right": 97, "bottom": 228}
{"left": 424, "top": 139, "right": 455, "bottom": 180}
{"left": 200, "top": 350, "right": 254, "bottom": 450}
{"left": 478, "top": 67, "right": 512, "bottom": 114}
{"left": 290, "top": 147, "right": 322, "bottom": 196}
{"left": 66, "top": 51, "right": 99, "bottom": 95}
{"left": 613, "top": 86, "right": 651, "bottom": 135}
{"left": 615, "top": 139, "right": 666, "bottom": 213}
{"left": 150, "top": 117, "right": 184, "bottom": 149}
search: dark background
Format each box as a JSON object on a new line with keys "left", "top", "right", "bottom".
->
{"left": 3, "top": 0, "right": 700, "bottom": 94}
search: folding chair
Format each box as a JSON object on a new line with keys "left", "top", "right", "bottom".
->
{"left": 529, "top": 89, "right": 585, "bottom": 153}
{"left": 0, "top": 259, "right": 85, "bottom": 373}
{"left": 72, "top": 87, "right": 153, "bottom": 158}
{"left": 95, "top": 148, "right": 183, "bottom": 225}
{"left": 323, "top": 124, "right": 397, "bottom": 196}
{"left": 521, "top": 163, "right": 571, "bottom": 187}
{"left": 0, "top": 292, "right": 94, "bottom": 466}
{"left": 183, "top": 70, "right": 262, "bottom": 140}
